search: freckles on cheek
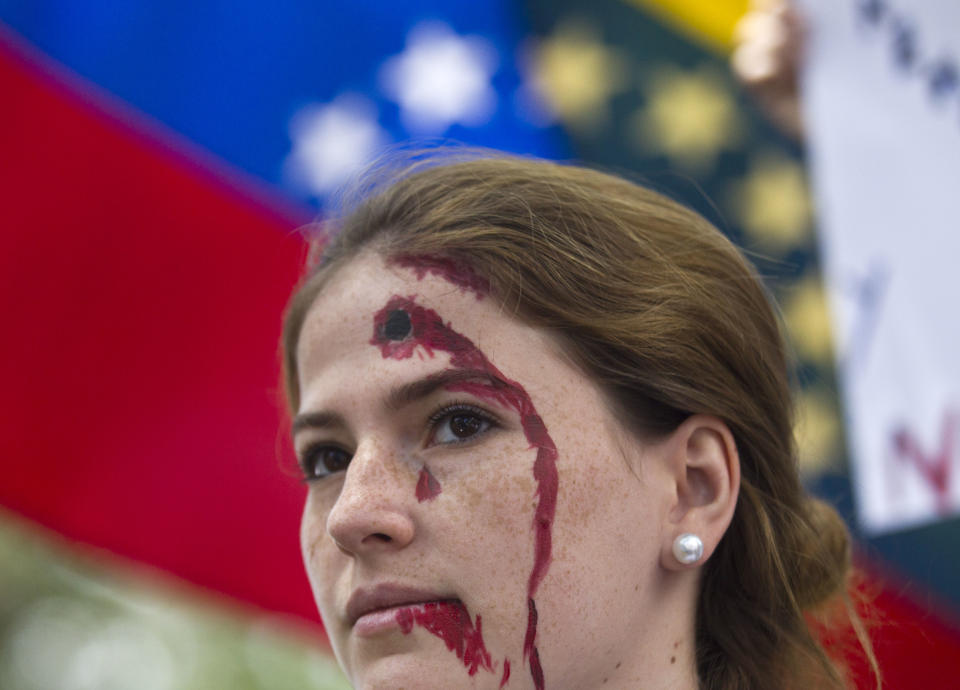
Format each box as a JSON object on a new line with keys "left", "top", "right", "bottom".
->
{"left": 370, "top": 294, "right": 559, "bottom": 690}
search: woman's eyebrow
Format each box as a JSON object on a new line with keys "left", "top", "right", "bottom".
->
{"left": 292, "top": 369, "right": 503, "bottom": 436}
{"left": 385, "top": 368, "right": 503, "bottom": 411}
{"left": 291, "top": 410, "right": 347, "bottom": 436}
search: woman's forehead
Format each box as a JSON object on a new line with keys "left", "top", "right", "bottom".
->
{"left": 307, "top": 252, "right": 483, "bottom": 315}
{"left": 295, "top": 252, "right": 568, "bottom": 412}
{"left": 301, "top": 253, "right": 511, "bottom": 344}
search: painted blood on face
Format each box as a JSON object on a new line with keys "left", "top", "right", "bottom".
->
{"left": 382, "top": 308, "right": 412, "bottom": 341}
{"left": 416, "top": 466, "right": 442, "bottom": 502}
{"left": 389, "top": 254, "right": 491, "bottom": 300}
{"left": 396, "top": 600, "right": 494, "bottom": 676}
{"left": 371, "top": 294, "right": 558, "bottom": 690}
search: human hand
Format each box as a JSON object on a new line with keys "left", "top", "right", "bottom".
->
{"left": 731, "top": 0, "right": 806, "bottom": 139}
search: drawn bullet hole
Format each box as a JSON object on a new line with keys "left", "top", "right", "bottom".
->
{"left": 383, "top": 309, "right": 412, "bottom": 340}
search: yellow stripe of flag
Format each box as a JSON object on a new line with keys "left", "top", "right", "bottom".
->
{"left": 624, "top": 0, "right": 751, "bottom": 53}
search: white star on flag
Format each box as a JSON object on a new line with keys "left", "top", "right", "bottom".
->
{"left": 284, "top": 94, "right": 389, "bottom": 198}
{"left": 380, "top": 21, "right": 498, "bottom": 134}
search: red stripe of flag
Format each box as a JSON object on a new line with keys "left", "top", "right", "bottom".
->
{"left": 0, "top": 28, "right": 315, "bottom": 625}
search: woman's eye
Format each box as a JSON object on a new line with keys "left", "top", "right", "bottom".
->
{"left": 301, "top": 446, "right": 352, "bottom": 480}
{"left": 431, "top": 407, "right": 493, "bottom": 445}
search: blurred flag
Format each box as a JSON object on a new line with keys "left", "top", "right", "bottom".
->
{"left": 1, "top": 1, "right": 958, "bottom": 688}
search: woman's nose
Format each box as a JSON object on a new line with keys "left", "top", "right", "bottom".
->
{"left": 325, "top": 441, "right": 416, "bottom": 556}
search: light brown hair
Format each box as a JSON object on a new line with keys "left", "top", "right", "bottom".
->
{"left": 281, "top": 152, "right": 877, "bottom": 690}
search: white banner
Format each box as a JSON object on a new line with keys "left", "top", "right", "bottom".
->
{"left": 800, "top": 0, "right": 960, "bottom": 533}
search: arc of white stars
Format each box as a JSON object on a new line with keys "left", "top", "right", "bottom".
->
{"left": 284, "top": 94, "right": 389, "bottom": 198}
{"left": 379, "top": 21, "right": 498, "bottom": 134}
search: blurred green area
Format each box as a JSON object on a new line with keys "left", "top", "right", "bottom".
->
{"left": 0, "top": 511, "right": 350, "bottom": 690}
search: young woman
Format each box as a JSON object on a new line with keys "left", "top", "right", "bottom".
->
{"left": 281, "top": 154, "right": 873, "bottom": 689}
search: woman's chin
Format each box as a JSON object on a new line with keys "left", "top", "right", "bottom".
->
{"left": 347, "top": 652, "right": 493, "bottom": 690}
{"left": 338, "top": 601, "right": 507, "bottom": 689}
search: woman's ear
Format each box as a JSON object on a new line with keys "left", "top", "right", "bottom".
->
{"left": 659, "top": 415, "right": 740, "bottom": 571}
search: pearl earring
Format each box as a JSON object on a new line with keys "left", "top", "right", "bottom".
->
{"left": 673, "top": 533, "right": 704, "bottom": 565}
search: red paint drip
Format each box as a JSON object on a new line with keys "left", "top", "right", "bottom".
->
{"left": 892, "top": 410, "right": 956, "bottom": 514}
{"left": 416, "top": 466, "right": 442, "bottom": 502}
{"left": 500, "top": 658, "right": 511, "bottom": 688}
{"left": 530, "top": 647, "right": 544, "bottom": 690}
{"left": 390, "top": 254, "right": 490, "bottom": 299}
{"left": 529, "top": 646, "right": 545, "bottom": 690}
{"left": 371, "top": 294, "right": 557, "bottom": 690}
{"left": 395, "top": 600, "right": 494, "bottom": 676}
{"left": 523, "top": 597, "right": 538, "bottom": 662}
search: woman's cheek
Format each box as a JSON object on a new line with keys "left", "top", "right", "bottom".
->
{"left": 299, "top": 490, "right": 340, "bottom": 583}
{"left": 434, "top": 436, "right": 535, "bottom": 534}
{"left": 431, "top": 443, "right": 537, "bottom": 589}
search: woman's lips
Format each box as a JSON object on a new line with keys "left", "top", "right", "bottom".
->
{"left": 353, "top": 600, "right": 461, "bottom": 637}
{"left": 353, "top": 604, "right": 407, "bottom": 637}
{"left": 346, "top": 584, "right": 458, "bottom": 637}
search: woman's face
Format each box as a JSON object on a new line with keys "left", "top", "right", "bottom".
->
{"left": 294, "top": 252, "right": 687, "bottom": 689}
